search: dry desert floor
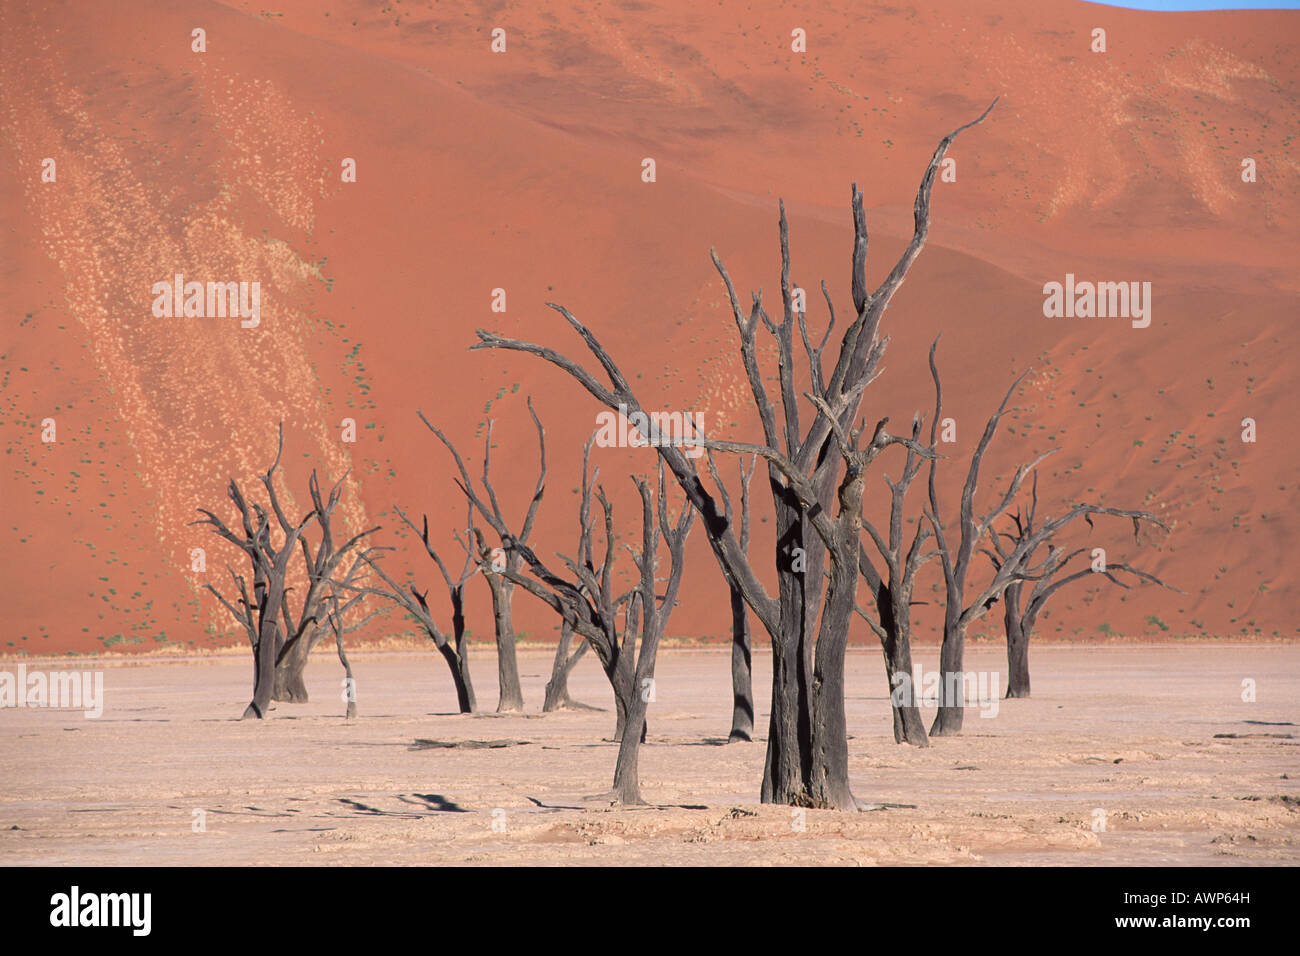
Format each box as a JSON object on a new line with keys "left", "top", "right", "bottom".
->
{"left": 1, "top": 644, "right": 1297, "bottom": 866}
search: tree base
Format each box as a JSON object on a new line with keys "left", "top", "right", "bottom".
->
{"left": 584, "top": 788, "right": 647, "bottom": 807}
{"left": 892, "top": 705, "right": 930, "bottom": 747}
{"left": 928, "top": 709, "right": 964, "bottom": 737}
{"left": 273, "top": 669, "right": 309, "bottom": 703}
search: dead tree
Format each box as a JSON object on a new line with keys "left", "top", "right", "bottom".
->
{"left": 328, "top": 597, "right": 359, "bottom": 719}
{"left": 417, "top": 402, "right": 546, "bottom": 713}
{"left": 272, "top": 470, "right": 380, "bottom": 702}
{"left": 477, "top": 459, "right": 693, "bottom": 804}
{"left": 702, "top": 404, "right": 926, "bottom": 807}
{"left": 453, "top": 424, "right": 634, "bottom": 735}
{"left": 612, "top": 470, "right": 694, "bottom": 803}
{"left": 924, "top": 341, "right": 1053, "bottom": 737}
{"left": 469, "top": 100, "right": 996, "bottom": 807}
{"left": 856, "top": 412, "right": 939, "bottom": 747}
{"left": 707, "top": 451, "right": 758, "bottom": 743}
{"left": 987, "top": 475, "right": 1176, "bottom": 698}
{"left": 357, "top": 505, "right": 478, "bottom": 713}
{"left": 322, "top": 552, "right": 388, "bottom": 719}
{"left": 923, "top": 340, "right": 1175, "bottom": 733}
{"left": 541, "top": 434, "right": 599, "bottom": 713}
{"left": 195, "top": 426, "right": 316, "bottom": 719}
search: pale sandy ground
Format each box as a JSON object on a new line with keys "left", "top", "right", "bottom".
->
{"left": 1, "top": 644, "right": 1296, "bottom": 866}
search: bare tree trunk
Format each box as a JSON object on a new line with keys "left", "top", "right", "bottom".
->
{"left": 273, "top": 637, "right": 311, "bottom": 703}
{"left": 885, "top": 660, "right": 928, "bottom": 746}
{"left": 708, "top": 453, "right": 757, "bottom": 744}
{"left": 612, "top": 691, "right": 648, "bottom": 805}
{"left": 336, "top": 623, "right": 357, "bottom": 720}
{"left": 1004, "top": 582, "right": 1030, "bottom": 698}
{"left": 433, "top": 580, "right": 476, "bottom": 713}
{"left": 544, "top": 624, "right": 575, "bottom": 711}
{"left": 761, "top": 495, "right": 816, "bottom": 805}
{"left": 762, "top": 615, "right": 813, "bottom": 805}
{"left": 460, "top": 445, "right": 689, "bottom": 805}
{"left": 882, "top": 632, "right": 928, "bottom": 746}
{"left": 485, "top": 575, "right": 524, "bottom": 712}
{"left": 543, "top": 621, "right": 592, "bottom": 711}
{"left": 612, "top": 672, "right": 627, "bottom": 739}
{"left": 886, "top": 591, "right": 928, "bottom": 746}
{"left": 273, "top": 471, "right": 378, "bottom": 707}
{"left": 245, "top": 599, "right": 285, "bottom": 720}
{"left": 805, "top": 454, "right": 869, "bottom": 809}
{"left": 808, "top": 673, "right": 853, "bottom": 809}
{"left": 436, "top": 641, "right": 476, "bottom": 714}
{"left": 273, "top": 661, "right": 309, "bottom": 703}
{"left": 274, "top": 617, "right": 334, "bottom": 704}
{"left": 611, "top": 675, "right": 648, "bottom": 743}
{"left": 728, "top": 587, "right": 754, "bottom": 742}
{"left": 1005, "top": 624, "right": 1030, "bottom": 699}
{"left": 806, "top": 566, "right": 856, "bottom": 809}
{"left": 763, "top": 462, "right": 858, "bottom": 807}
{"left": 930, "top": 610, "right": 966, "bottom": 737}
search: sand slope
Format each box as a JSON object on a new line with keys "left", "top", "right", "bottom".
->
{"left": 0, "top": 0, "right": 1296, "bottom": 654}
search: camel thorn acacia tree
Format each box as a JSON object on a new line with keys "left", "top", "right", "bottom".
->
{"left": 355, "top": 503, "right": 478, "bottom": 713}
{"left": 923, "top": 338, "right": 1177, "bottom": 734}
{"left": 468, "top": 448, "right": 694, "bottom": 805}
{"left": 469, "top": 98, "right": 997, "bottom": 807}
{"left": 196, "top": 428, "right": 382, "bottom": 717}
{"left": 540, "top": 434, "right": 601, "bottom": 713}
{"left": 416, "top": 401, "right": 546, "bottom": 713}
{"left": 699, "top": 398, "right": 931, "bottom": 808}
{"left": 195, "top": 426, "right": 315, "bottom": 719}
{"left": 271, "top": 469, "right": 381, "bottom": 703}
{"left": 924, "top": 340, "right": 1056, "bottom": 737}
{"left": 856, "top": 410, "right": 941, "bottom": 747}
{"left": 986, "top": 474, "right": 1177, "bottom": 699}
{"left": 322, "top": 551, "right": 390, "bottom": 718}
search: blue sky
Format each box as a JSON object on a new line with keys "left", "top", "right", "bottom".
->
{"left": 1084, "top": 0, "right": 1300, "bottom": 9}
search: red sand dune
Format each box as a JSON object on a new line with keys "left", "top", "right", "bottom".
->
{"left": 0, "top": 0, "right": 1295, "bottom": 657}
